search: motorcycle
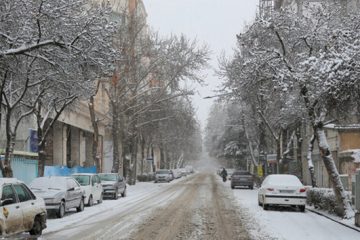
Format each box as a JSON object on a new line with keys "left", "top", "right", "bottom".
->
{"left": 222, "top": 175, "right": 227, "bottom": 182}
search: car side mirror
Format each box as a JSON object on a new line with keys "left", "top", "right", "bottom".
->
{"left": 67, "top": 187, "right": 75, "bottom": 191}
{"left": 1, "top": 198, "right": 14, "bottom": 206}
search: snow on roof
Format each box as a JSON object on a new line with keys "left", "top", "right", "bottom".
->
{"left": 324, "top": 124, "right": 360, "bottom": 130}
{"left": 352, "top": 150, "right": 360, "bottom": 163}
{"left": 339, "top": 149, "right": 360, "bottom": 163}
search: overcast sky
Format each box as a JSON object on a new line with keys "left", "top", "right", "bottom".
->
{"left": 143, "top": 0, "right": 258, "bottom": 129}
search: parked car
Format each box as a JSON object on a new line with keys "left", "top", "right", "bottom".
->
{"left": 178, "top": 168, "right": 189, "bottom": 177}
{"left": 30, "top": 176, "right": 85, "bottom": 218}
{"left": 258, "top": 174, "right": 307, "bottom": 212}
{"left": 72, "top": 173, "right": 103, "bottom": 206}
{"left": 0, "top": 178, "right": 47, "bottom": 236}
{"left": 98, "top": 173, "right": 127, "bottom": 200}
{"left": 154, "top": 169, "right": 172, "bottom": 183}
{"left": 170, "top": 169, "right": 182, "bottom": 179}
{"left": 230, "top": 170, "right": 254, "bottom": 189}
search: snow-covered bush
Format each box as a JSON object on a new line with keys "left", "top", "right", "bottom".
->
{"left": 307, "top": 188, "right": 352, "bottom": 216}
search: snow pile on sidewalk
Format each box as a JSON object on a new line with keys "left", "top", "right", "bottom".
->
{"left": 217, "top": 175, "right": 360, "bottom": 240}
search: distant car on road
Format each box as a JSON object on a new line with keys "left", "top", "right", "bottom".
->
{"left": 0, "top": 178, "right": 47, "bottom": 236}
{"left": 258, "top": 174, "right": 307, "bottom": 212}
{"left": 155, "top": 170, "right": 172, "bottom": 183}
{"left": 98, "top": 173, "right": 127, "bottom": 200}
{"left": 72, "top": 173, "right": 103, "bottom": 206}
{"left": 230, "top": 170, "right": 254, "bottom": 189}
{"left": 30, "top": 176, "right": 85, "bottom": 218}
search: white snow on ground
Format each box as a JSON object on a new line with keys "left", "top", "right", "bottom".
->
{"left": 218, "top": 177, "right": 360, "bottom": 240}
{"left": 32, "top": 172, "right": 360, "bottom": 240}
{"left": 40, "top": 176, "right": 187, "bottom": 238}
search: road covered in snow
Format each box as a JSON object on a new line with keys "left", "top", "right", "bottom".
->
{"left": 36, "top": 171, "right": 360, "bottom": 240}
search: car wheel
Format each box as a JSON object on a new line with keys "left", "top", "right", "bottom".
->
{"left": 88, "top": 195, "right": 94, "bottom": 207}
{"left": 29, "top": 216, "right": 43, "bottom": 235}
{"left": 77, "top": 198, "right": 84, "bottom": 212}
{"left": 57, "top": 201, "right": 65, "bottom": 218}
{"left": 299, "top": 205, "right": 305, "bottom": 212}
{"left": 114, "top": 189, "right": 119, "bottom": 200}
{"left": 249, "top": 185, "right": 254, "bottom": 190}
{"left": 98, "top": 193, "right": 103, "bottom": 204}
{"left": 154, "top": 181, "right": 157, "bottom": 183}
{"left": 231, "top": 185, "right": 234, "bottom": 189}
{"left": 121, "top": 188, "right": 127, "bottom": 197}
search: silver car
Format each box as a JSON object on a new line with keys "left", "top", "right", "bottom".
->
{"left": 99, "top": 173, "right": 127, "bottom": 200}
{"left": 155, "top": 170, "right": 172, "bottom": 183}
{"left": 30, "top": 176, "right": 85, "bottom": 218}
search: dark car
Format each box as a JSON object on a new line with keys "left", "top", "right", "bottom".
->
{"left": 230, "top": 171, "right": 254, "bottom": 189}
{"left": 98, "top": 173, "right": 127, "bottom": 200}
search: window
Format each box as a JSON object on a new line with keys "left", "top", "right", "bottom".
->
{"left": 1, "top": 185, "right": 17, "bottom": 204}
{"left": 67, "top": 179, "right": 79, "bottom": 190}
{"left": 91, "top": 176, "right": 96, "bottom": 186}
{"left": 21, "top": 184, "right": 36, "bottom": 200}
{"left": 13, "top": 184, "right": 32, "bottom": 202}
{"left": 73, "top": 175, "right": 90, "bottom": 186}
{"left": 95, "top": 176, "right": 101, "bottom": 184}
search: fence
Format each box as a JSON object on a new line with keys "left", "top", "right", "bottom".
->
{"left": 0, "top": 156, "right": 38, "bottom": 184}
{"left": 44, "top": 165, "right": 97, "bottom": 176}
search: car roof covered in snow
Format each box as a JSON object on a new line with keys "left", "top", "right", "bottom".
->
{"left": 263, "top": 174, "right": 302, "bottom": 187}
{"left": 0, "top": 178, "right": 24, "bottom": 185}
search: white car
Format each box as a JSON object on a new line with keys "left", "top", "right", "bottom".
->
{"left": 0, "top": 178, "right": 47, "bottom": 236}
{"left": 72, "top": 173, "right": 103, "bottom": 206}
{"left": 154, "top": 170, "right": 172, "bottom": 183}
{"left": 258, "top": 174, "right": 307, "bottom": 212}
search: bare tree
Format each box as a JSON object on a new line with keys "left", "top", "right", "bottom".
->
{"left": 0, "top": 0, "right": 117, "bottom": 176}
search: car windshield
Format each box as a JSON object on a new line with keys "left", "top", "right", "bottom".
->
{"left": 30, "top": 177, "right": 66, "bottom": 190}
{"left": 99, "top": 174, "right": 117, "bottom": 181}
{"left": 156, "top": 170, "right": 169, "bottom": 174}
{"left": 73, "top": 175, "right": 90, "bottom": 186}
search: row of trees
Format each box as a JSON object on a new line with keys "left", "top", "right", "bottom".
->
{"left": 206, "top": 3, "right": 360, "bottom": 218}
{"left": 0, "top": 1, "right": 207, "bottom": 185}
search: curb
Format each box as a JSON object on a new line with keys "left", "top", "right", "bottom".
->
{"left": 306, "top": 207, "right": 360, "bottom": 233}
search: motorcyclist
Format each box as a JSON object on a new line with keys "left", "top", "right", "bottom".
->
{"left": 220, "top": 168, "right": 228, "bottom": 182}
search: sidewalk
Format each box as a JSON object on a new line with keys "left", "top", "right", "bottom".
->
{"left": 306, "top": 206, "right": 360, "bottom": 233}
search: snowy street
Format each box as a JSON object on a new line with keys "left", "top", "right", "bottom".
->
{"left": 30, "top": 171, "right": 360, "bottom": 240}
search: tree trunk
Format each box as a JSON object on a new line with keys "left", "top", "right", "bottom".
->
{"left": 89, "top": 96, "right": 100, "bottom": 173}
{"left": 111, "top": 102, "right": 121, "bottom": 173}
{"left": 315, "top": 126, "right": 354, "bottom": 219}
{"left": 37, "top": 124, "right": 46, "bottom": 177}
{"left": 2, "top": 111, "right": 15, "bottom": 177}
{"left": 2, "top": 134, "right": 14, "bottom": 177}
{"left": 306, "top": 134, "right": 317, "bottom": 187}
{"left": 296, "top": 127, "right": 303, "bottom": 180}
{"left": 141, "top": 137, "right": 145, "bottom": 175}
{"left": 129, "top": 136, "right": 138, "bottom": 185}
